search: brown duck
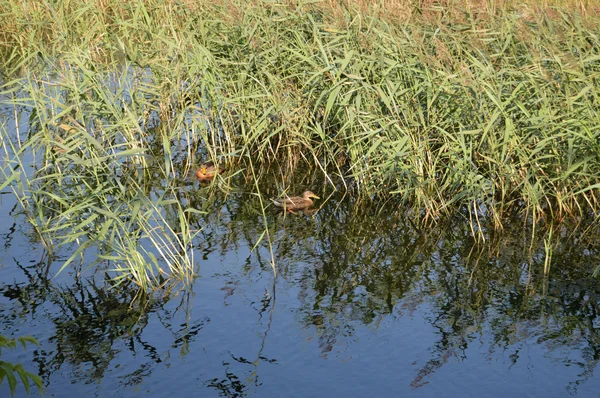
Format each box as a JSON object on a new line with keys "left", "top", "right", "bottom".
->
{"left": 271, "top": 191, "right": 320, "bottom": 213}
{"left": 196, "top": 162, "right": 224, "bottom": 181}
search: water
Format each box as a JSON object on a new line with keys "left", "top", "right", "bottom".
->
{"left": 2, "top": 180, "right": 600, "bottom": 397}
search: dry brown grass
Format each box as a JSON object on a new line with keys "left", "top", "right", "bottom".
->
{"left": 187, "top": 0, "right": 600, "bottom": 31}
{"left": 322, "top": 0, "right": 600, "bottom": 21}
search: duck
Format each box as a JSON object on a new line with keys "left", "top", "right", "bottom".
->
{"left": 271, "top": 191, "right": 320, "bottom": 212}
{"left": 196, "top": 162, "right": 224, "bottom": 181}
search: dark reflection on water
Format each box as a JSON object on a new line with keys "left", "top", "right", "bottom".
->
{"left": 1, "top": 172, "right": 600, "bottom": 397}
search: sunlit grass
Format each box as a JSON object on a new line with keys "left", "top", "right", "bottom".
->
{"left": 1, "top": 0, "right": 599, "bottom": 286}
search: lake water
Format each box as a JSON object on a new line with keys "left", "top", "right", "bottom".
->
{"left": 2, "top": 175, "right": 600, "bottom": 397}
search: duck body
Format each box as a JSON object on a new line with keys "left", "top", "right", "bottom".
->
{"left": 271, "top": 191, "right": 320, "bottom": 212}
{"left": 196, "top": 162, "right": 224, "bottom": 181}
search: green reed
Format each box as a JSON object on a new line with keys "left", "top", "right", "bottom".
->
{"left": 0, "top": 334, "right": 42, "bottom": 397}
{"left": 1, "top": 0, "right": 599, "bottom": 285}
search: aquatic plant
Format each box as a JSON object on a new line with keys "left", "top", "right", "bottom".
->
{"left": 0, "top": 334, "right": 43, "bottom": 397}
{"left": 0, "top": 0, "right": 599, "bottom": 288}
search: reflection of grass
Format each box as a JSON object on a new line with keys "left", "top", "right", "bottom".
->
{"left": 1, "top": 0, "right": 600, "bottom": 286}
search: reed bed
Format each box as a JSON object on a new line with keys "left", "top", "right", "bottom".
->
{"left": 1, "top": 0, "right": 599, "bottom": 286}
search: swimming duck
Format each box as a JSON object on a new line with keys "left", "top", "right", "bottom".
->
{"left": 196, "top": 162, "right": 224, "bottom": 181}
{"left": 271, "top": 191, "right": 320, "bottom": 212}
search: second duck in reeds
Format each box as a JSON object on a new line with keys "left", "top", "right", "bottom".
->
{"left": 271, "top": 191, "right": 320, "bottom": 213}
{"left": 196, "top": 162, "right": 224, "bottom": 181}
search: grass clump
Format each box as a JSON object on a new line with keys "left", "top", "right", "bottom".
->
{"left": 1, "top": 0, "right": 600, "bottom": 285}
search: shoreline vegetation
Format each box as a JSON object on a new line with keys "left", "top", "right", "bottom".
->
{"left": 1, "top": 0, "right": 600, "bottom": 288}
